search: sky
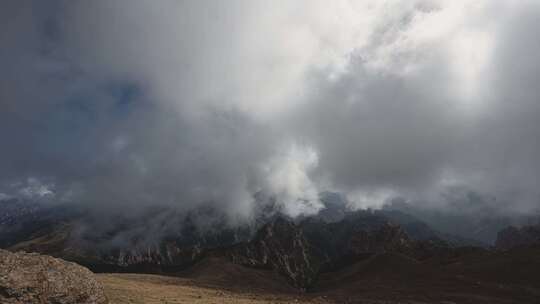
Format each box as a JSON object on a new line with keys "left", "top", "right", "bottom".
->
{"left": 1, "top": 0, "right": 540, "bottom": 222}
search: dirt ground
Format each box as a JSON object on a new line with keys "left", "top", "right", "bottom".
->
{"left": 96, "top": 249, "right": 540, "bottom": 304}
{"left": 98, "top": 273, "right": 330, "bottom": 304}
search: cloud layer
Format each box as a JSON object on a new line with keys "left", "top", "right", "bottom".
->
{"left": 1, "top": 0, "right": 540, "bottom": 221}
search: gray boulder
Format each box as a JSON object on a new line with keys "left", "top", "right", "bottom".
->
{"left": 0, "top": 249, "right": 107, "bottom": 304}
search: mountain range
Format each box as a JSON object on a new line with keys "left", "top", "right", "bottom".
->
{"left": 1, "top": 195, "right": 540, "bottom": 302}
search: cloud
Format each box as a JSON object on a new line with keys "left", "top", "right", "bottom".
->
{"left": 1, "top": 0, "right": 540, "bottom": 222}
{"left": 257, "top": 143, "right": 322, "bottom": 217}
{"left": 285, "top": 1, "right": 540, "bottom": 213}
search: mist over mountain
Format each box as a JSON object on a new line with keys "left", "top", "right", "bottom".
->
{"left": 1, "top": 1, "right": 540, "bottom": 226}
{"left": 3, "top": 189, "right": 540, "bottom": 304}
{"left": 384, "top": 190, "right": 540, "bottom": 244}
{"left": 3, "top": 2, "right": 540, "bottom": 302}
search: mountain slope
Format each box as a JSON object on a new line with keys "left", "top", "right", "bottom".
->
{"left": 496, "top": 223, "right": 540, "bottom": 250}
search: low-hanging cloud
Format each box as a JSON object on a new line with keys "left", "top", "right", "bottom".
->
{"left": 1, "top": 0, "right": 540, "bottom": 223}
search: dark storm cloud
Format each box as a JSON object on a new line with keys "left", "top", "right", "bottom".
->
{"left": 1, "top": 0, "right": 540, "bottom": 220}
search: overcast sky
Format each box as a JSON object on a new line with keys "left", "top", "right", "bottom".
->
{"left": 1, "top": 0, "right": 540, "bottom": 220}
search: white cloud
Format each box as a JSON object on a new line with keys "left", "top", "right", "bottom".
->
{"left": 17, "top": 178, "right": 54, "bottom": 199}
{"left": 2, "top": 0, "right": 540, "bottom": 218}
{"left": 259, "top": 144, "right": 322, "bottom": 217}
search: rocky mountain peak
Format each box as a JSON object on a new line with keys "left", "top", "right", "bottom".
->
{"left": 227, "top": 216, "right": 321, "bottom": 290}
{"left": 346, "top": 222, "right": 413, "bottom": 255}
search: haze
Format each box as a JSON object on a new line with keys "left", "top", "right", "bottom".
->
{"left": 1, "top": 0, "right": 540, "bottom": 223}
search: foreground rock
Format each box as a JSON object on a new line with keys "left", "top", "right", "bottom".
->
{"left": 0, "top": 249, "right": 107, "bottom": 304}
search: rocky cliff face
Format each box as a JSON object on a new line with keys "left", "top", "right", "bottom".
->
{"left": 344, "top": 222, "right": 413, "bottom": 256}
{"left": 300, "top": 213, "right": 420, "bottom": 269}
{"left": 496, "top": 224, "right": 540, "bottom": 250}
{"left": 224, "top": 215, "right": 450, "bottom": 289}
{"left": 227, "top": 217, "right": 321, "bottom": 289}
{"left": 0, "top": 249, "right": 108, "bottom": 304}
{"left": 1, "top": 202, "right": 254, "bottom": 273}
{"left": 1, "top": 200, "right": 465, "bottom": 290}
{"left": 86, "top": 242, "right": 204, "bottom": 273}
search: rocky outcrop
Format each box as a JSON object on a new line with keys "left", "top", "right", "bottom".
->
{"left": 495, "top": 224, "right": 540, "bottom": 250}
{"left": 1, "top": 202, "right": 254, "bottom": 274}
{"left": 345, "top": 222, "right": 413, "bottom": 255}
{"left": 226, "top": 216, "right": 454, "bottom": 289}
{"left": 227, "top": 217, "right": 322, "bottom": 289}
{"left": 0, "top": 249, "right": 107, "bottom": 304}
{"left": 110, "top": 243, "right": 202, "bottom": 268}
{"left": 1, "top": 201, "right": 465, "bottom": 291}
{"left": 302, "top": 213, "right": 418, "bottom": 263}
